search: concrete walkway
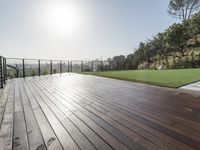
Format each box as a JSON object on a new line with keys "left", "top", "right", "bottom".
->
{"left": 180, "top": 81, "right": 200, "bottom": 91}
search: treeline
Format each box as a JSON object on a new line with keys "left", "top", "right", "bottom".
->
{"left": 108, "top": 12, "right": 200, "bottom": 70}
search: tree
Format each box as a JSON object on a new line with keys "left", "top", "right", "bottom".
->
{"left": 152, "top": 33, "right": 171, "bottom": 66}
{"left": 165, "top": 23, "right": 190, "bottom": 57}
{"left": 126, "top": 52, "right": 141, "bottom": 69}
{"left": 189, "top": 12, "right": 200, "bottom": 43}
{"left": 109, "top": 8, "right": 200, "bottom": 70}
{"left": 126, "top": 54, "right": 134, "bottom": 69}
{"left": 168, "top": 0, "right": 200, "bottom": 21}
{"left": 108, "top": 55, "right": 126, "bottom": 70}
{"left": 112, "top": 55, "right": 125, "bottom": 62}
{"left": 137, "top": 41, "right": 156, "bottom": 69}
{"left": 112, "top": 55, "right": 125, "bottom": 70}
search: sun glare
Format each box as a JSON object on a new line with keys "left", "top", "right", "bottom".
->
{"left": 41, "top": 1, "right": 85, "bottom": 36}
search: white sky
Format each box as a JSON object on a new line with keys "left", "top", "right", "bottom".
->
{"left": 0, "top": 0, "right": 176, "bottom": 60}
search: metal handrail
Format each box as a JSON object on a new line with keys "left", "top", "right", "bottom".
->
{"left": 0, "top": 56, "right": 129, "bottom": 88}
{"left": 0, "top": 56, "right": 7, "bottom": 88}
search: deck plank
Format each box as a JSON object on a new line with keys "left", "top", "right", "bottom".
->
{"left": 33, "top": 79, "right": 150, "bottom": 150}
{"left": 30, "top": 81, "right": 114, "bottom": 150}
{"left": 26, "top": 81, "right": 80, "bottom": 150}
{"left": 54, "top": 76, "right": 200, "bottom": 124}
{"left": 19, "top": 81, "right": 46, "bottom": 150}
{"left": 13, "top": 80, "right": 29, "bottom": 150}
{"left": 83, "top": 83, "right": 200, "bottom": 129}
{"left": 0, "top": 84, "right": 10, "bottom": 128}
{"left": 30, "top": 80, "right": 131, "bottom": 150}
{"left": 0, "top": 81, "right": 14, "bottom": 150}
{"left": 1, "top": 73, "right": 200, "bottom": 150}
{"left": 52, "top": 76, "right": 200, "bottom": 139}
{"left": 34, "top": 74, "right": 198, "bottom": 147}
{"left": 78, "top": 75, "right": 200, "bottom": 119}
{"left": 37, "top": 77, "right": 195, "bottom": 150}
{"left": 62, "top": 83, "right": 200, "bottom": 146}
{"left": 29, "top": 80, "right": 97, "bottom": 150}
{"left": 64, "top": 84, "right": 200, "bottom": 137}
{"left": 24, "top": 80, "right": 63, "bottom": 150}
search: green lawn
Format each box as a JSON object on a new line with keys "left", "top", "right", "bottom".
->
{"left": 83, "top": 69, "right": 200, "bottom": 88}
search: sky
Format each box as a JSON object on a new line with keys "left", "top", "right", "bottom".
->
{"left": 0, "top": 0, "right": 177, "bottom": 60}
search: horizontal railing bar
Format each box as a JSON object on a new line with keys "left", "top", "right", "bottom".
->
{"left": 6, "top": 57, "right": 113, "bottom": 62}
{"left": 6, "top": 57, "right": 66, "bottom": 61}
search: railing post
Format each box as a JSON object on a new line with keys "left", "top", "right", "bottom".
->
{"left": 60, "top": 60, "right": 62, "bottom": 74}
{"left": 4, "top": 58, "right": 7, "bottom": 81}
{"left": 3, "top": 58, "right": 6, "bottom": 83}
{"left": 198, "top": 53, "right": 200, "bottom": 66}
{"left": 91, "top": 61, "right": 93, "bottom": 72}
{"left": 68, "top": 61, "right": 70, "bottom": 72}
{"left": 71, "top": 61, "right": 73, "bottom": 72}
{"left": 50, "top": 60, "right": 53, "bottom": 75}
{"left": 81, "top": 61, "right": 83, "bottom": 72}
{"left": 2, "top": 57, "right": 4, "bottom": 84}
{"left": 0, "top": 56, "right": 3, "bottom": 88}
{"left": 108, "top": 61, "right": 111, "bottom": 71}
{"left": 101, "top": 61, "right": 103, "bottom": 71}
{"left": 124, "top": 61, "right": 126, "bottom": 70}
{"left": 22, "top": 59, "right": 25, "bottom": 78}
{"left": 38, "top": 60, "right": 40, "bottom": 76}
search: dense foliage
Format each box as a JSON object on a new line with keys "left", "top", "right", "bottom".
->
{"left": 108, "top": 12, "right": 200, "bottom": 70}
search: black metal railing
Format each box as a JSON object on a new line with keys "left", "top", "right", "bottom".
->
{"left": 1, "top": 56, "right": 131, "bottom": 88}
{"left": 0, "top": 56, "right": 7, "bottom": 88}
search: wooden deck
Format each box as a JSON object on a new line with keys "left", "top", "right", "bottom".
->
{"left": 0, "top": 73, "right": 200, "bottom": 150}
